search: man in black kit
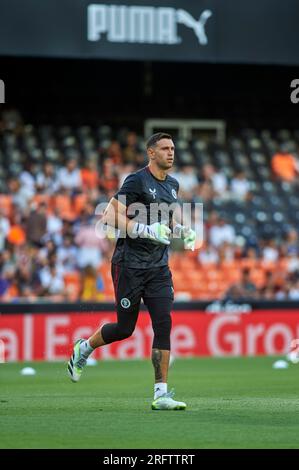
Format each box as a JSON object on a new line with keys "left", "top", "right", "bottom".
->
{"left": 67, "top": 133, "right": 196, "bottom": 410}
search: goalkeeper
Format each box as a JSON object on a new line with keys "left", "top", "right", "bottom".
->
{"left": 67, "top": 133, "right": 196, "bottom": 410}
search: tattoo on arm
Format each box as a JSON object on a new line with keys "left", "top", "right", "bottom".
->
{"left": 152, "top": 349, "right": 163, "bottom": 382}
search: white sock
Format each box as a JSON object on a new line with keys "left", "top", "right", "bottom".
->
{"left": 79, "top": 339, "right": 94, "bottom": 357}
{"left": 154, "top": 382, "right": 167, "bottom": 399}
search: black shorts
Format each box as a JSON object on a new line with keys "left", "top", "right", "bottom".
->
{"left": 111, "top": 264, "right": 174, "bottom": 309}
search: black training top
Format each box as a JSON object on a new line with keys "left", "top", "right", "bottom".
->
{"left": 112, "top": 166, "right": 179, "bottom": 269}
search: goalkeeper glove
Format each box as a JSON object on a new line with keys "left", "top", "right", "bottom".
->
{"left": 173, "top": 224, "right": 196, "bottom": 251}
{"left": 132, "top": 222, "right": 171, "bottom": 245}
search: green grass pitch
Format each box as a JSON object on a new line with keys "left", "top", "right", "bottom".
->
{"left": 0, "top": 357, "right": 299, "bottom": 449}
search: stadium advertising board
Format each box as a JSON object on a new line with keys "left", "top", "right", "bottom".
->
{"left": 0, "top": 0, "right": 298, "bottom": 65}
{"left": 1, "top": 311, "right": 299, "bottom": 361}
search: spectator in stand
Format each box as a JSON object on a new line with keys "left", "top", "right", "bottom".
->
{"left": 75, "top": 215, "right": 109, "bottom": 270}
{"left": 209, "top": 216, "right": 236, "bottom": 248}
{"left": 261, "top": 286, "right": 275, "bottom": 300}
{"left": 243, "top": 246, "right": 260, "bottom": 262}
{"left": 225, "top": 268, "right": 258, "bottom": 300}
{"left": 7, "top": 210, "right": 26, "bottom": 246}
{"left": 284, "top": 229, "right": 299, "bottom": 256}
{"left": 73, "top": 203, "right": 95, "bottom": 234}
{"left": 196, "top": 179, "right": 214, "bottom": 202}
{"left": 38, "top": 237, "right": 56, "bottom": 257}
{"left": 62, "top": 220, "right": 76, "bottom": 241}
{"left": 289, "top": 279, "right": 299, "bottom": 300}
{"left": 262, "top": 239, "right": 279, "bottom": 263}
{"left": 218, "top": 242, "right": 236, "bottom": 262}
{"left": 198, "top": 242, "right": 219, "bottom": 265}
{"left": 18, "top": 285, "right": 37, "bottom": 301}
{"left": 80, "top": 265, "right": 105, "bottom": 301}
{"left": 135, "top": 151, "right": 148, "bottom": 169}
{"left": 81, "top": 159, "right": 99, "bottom": 195}
{"left": 106, "top": 140, "right": 122, "bottom": 165}
{"left": 118, "top": 164, "right": 136, "bottom": 187}
{"left": 0, "top": 248, "right": 16, "bottom": 275}
{"left": 0, "top": 208, "right": 10, "bottom": 251}
{"left": 39, "top": 263, "right": 65, "bottom": 300}
{"left": 7, "top": 177, "right": 33, "bottom": 213}
{"left": 57, "top": 235, "right": 78, "bottom": 273}
{"left": 240, "top": 269, "right": 258, "bottom": 298}
{"left": 202, "top": 163, "right": 229, "bottom": 199}
{"left": 259, "top": 271, "right": 278, "bottom": 300}
{"left": 205, "top": 210, "right": 219, "bottom": 231}
{"left": 20, "top": 160, "right": 36, "bottom": 196}
{"left": 26, "top": 202, "right": 47, "bottom": 247}
{"left": 172, "top": 165, "right": 199, "bottom": 201}
{"left": 57, "top": 157, "right": 82, "bottom": 194}
{"left": 230, "top": 171, "right": 251, "bottom": 201}
{"left": 123, "top": 131, "right": 140, "bottom": 164}
{"left": 0, "top": 269, "right": 12, "bottom": 298}
{"left": 0, "top": 250, "right": 12, "bottom": 298}
{"left": 0, "top": 268, "right": 19, "bottom": 300}
{"left": 271, "top": 144, "right": 299, "bottom": 182}
{"left": 15, "top": 263, "right": 35, "bottom": 297}
{"left": 36, "top": 161, "right": 59, "bottom": 194}
{"left": 285, "top": 253, "right": 299, "bottom": 273}
{"left": 99, "top": 158, "right": 119, "bottom": 192}
{"left": 46, "top": 208, "right": 63, "bottom": 246}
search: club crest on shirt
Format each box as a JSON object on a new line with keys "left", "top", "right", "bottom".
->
{"left": 172, "top": 189, "right": 177, "bottom": 199}
{"left": 149, "top": 188, "right": 156, "bottom": 199}
{"left": 121, "top": 297, "right": 131, "bottom": 309}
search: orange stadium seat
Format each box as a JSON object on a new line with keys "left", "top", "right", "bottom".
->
{"left": 250, "top": 268, "right": 266, "bottom": 288}
{"left": 206, "top": 269, "right": 222, "bottom": 281}
{"left": 188, "top": 270, "right": 204, "bottom": 282}
{"left": 225, "top": 267, "right": 242, "bottom": 283}
{"left": 98, "top": 262, "right": 111, "bottom": 279}
{"left": 278, "top": 257, "right": 289, "bottom": 272}
{"left": 198, "top": 262, "right": 218, "bottom": 272}
{"left": 53, "top": 195, "right": 74, "bottom": 221}
{"left": 240, "top": 258, "right": 259, "bottom": 270}
{"left": 181, "top": 257, "right": 197, "bottom": 271}
{"left": 73, "top": 194, "right": 88, "bottom": 216}
{"left": 260, "top": 260, "right": 276, "bottom": 271}
{"left": 32, "top": 194, "right": 53, "bottom": 213}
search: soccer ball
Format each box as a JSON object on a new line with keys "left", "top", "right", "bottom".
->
{"left": 286, "top": 351, "right": 299, "bottom": 364}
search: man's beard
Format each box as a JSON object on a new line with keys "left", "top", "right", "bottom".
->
{"left": 157, "top": 160, "right": 173, "bottom": 170}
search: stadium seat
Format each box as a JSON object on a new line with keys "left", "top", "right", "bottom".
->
{"left": 53, "top": 195, "right": 74, "bottom": 221}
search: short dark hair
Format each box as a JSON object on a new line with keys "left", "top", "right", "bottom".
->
{"left": 146, "top": 132, "right": 172, "bottom": 149}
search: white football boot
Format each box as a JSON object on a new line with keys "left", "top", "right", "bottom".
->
{"left": 151, "top": 389, "right": 186, "bottom": 411}
{"left": 67, "top": 339, "right": 87, "bottom": 382}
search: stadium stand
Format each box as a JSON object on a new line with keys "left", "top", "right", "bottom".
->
{"left": 0, "top": 109, "right": 299, "bottom": 302}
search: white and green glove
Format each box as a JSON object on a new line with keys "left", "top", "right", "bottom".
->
{"left": 173, "top": 224, "right": 196, "bottom": 251}
{"left": 132, "top": 222, "right": 171, "bottom": 245}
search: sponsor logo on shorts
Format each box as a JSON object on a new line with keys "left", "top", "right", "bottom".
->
{"left": 121, "top": 297, "right": 131, "bottom": 308}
